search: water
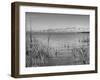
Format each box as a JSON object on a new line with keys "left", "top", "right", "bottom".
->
{"left": 26, "top": 32, "right": 89, "bottom": 67}
{"left": 31, "top": 32, "right": 89, "bottom": 47}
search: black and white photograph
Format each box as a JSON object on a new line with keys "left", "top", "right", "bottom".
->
{"left": 26, "top": 12, "right": 90, "bottom": 67}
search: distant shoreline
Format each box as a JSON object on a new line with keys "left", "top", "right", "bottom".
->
{"left": 26, "top": 31, "right": 89, "bottom": 35}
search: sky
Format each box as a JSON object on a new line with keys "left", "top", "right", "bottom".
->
{"left": 25, "top": 12, "right": 90, "bottom": 31}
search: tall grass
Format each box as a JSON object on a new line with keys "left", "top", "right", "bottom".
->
{"left": 26, "top": 32, "right": 89, "bottom": 66}
{"left": 26, "top": 36, "right": 53, "bottom": 67}
{"left": 71, "top": 45, "right": 89, "bottom": 64}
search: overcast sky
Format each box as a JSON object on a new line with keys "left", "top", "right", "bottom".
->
{"left": 25, "top": 12, "right": 89, "bottom": 31}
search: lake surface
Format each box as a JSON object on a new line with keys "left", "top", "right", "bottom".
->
{"left": 26, "top": 32, "right": 90, "bottom": 67}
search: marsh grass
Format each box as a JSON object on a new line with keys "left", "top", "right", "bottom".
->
{"left": 71, "top": 45, "right": 89, "bottom": 65}
{"left": 26, "top": 37, "right": 53, "bottom": 67}
{"left": 26, "top": 32, "right": 89, "bottom": 67}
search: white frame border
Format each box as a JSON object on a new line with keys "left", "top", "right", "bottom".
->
{"left": 19, "top": 5, "right": 95, "bottom": 75}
